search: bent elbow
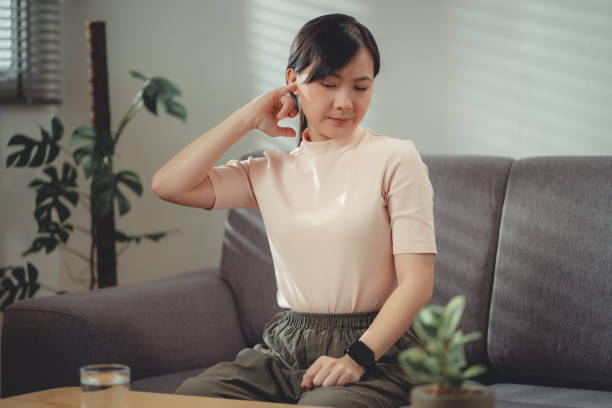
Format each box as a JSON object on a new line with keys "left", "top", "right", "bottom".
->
{"left": 151, "top": 175, "right": 168, "bottom": 199}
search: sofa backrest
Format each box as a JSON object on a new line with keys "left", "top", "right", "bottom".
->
{"left": 221, "top": 149, "right": 515, "bottom": 361}
{"left": 423, "top": 155, "right": 514, "bottom": 368}
{"left": 487, "top": 156, "right": 612, "bottom": 390}
{"left": 218, "top": 204, "right": 284, "bottom": 347}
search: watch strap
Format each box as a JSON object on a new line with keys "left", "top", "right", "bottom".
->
{"left": 343, "top": 340, "right": 377, "bottom": 374}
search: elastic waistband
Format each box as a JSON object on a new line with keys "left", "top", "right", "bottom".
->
{"left": 280, "top": 309, "right": 380, "bottom": 330}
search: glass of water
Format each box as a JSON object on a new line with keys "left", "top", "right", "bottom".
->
{"left": 80, "top": 364, "right": 130, "bottom": 408}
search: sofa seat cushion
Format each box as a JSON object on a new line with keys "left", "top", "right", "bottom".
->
{"left": 132, "top": 376, "right": 612, "bottom": 406}
{"left": 399, "top": 400, "right": 563, "bottom": 408}
{"left": 489, "top": 383, "right": 612, "bottom": 407}
{"left": 494, "top": 402, "right": 576, "bottom": 408}
{"left": 131, "top": 368, "right": 207, "bottom": 394}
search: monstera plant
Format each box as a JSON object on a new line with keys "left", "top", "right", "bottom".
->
{"left": 1, "top": 70, "right": 186, "bottom": 311}
{"left": 399, "top": 295, "right": 495, "bottom": 408}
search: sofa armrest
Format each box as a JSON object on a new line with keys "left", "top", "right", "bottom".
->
{"left": 1, "top": 267, "right": 247, "bottom": 398}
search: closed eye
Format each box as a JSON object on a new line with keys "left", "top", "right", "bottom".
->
{"left": 321, "top": 83, "right": 368, "bottom": 92}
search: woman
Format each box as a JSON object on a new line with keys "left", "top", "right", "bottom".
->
{"left": 153, "top": 13, "right": 437, "bottom": 408}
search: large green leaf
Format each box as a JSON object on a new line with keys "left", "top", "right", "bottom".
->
{"left": 162, "top": 99, "right": 187, "bottom": 122}
{"left": 0, "top": 263, "right": 41, "bottom": 311}
{"left": 114, "top": 187, "right": 131, "bottom": 215}
{"left": 462, "top": 364, "right": 487, "bottom": 379}
{"left": 139, "top": 75, "right": 187, "bottom": 122}
{"left": 129, "top": 70, "right": 148, "bottom": 81}
{"left": 22, "top": 222, "right": 74, "bottom": 256}
{"left": 441, "top": 369, "right": 465, "bottom": 389}
{"left": 69, "top": 123, "right": 96, "bottom": 146}
{"left": 448, "top": 341, "right": 467, "bottom": 369}
{"left": 91, "top": 170, "right": 115, "bottom": 220}
{"left": 413, "top": 315, "right": 438, "bottom": 342}
{"left": 150, "top": 77, "right": 181, "bottom": 98}
{"left": 413, "top": 304, "right": 444, "bottom": 341}
{"left": 422, "top": 355, "right": 442, "bottom": 377}
{"left": 114, "top": 170, "right": 142, "bottom": 216}
{"left": 29, "top": 163, "right": 79, "bottom": 229}
{"left": 142, "top": 83, "right": 159, "bottom": 114}
{"left": 6, "top": 116, "right": 63, "bottom": 168}
{"left": 115, "top": 170, "right": 142, "bottom": 196}
{"left": 424, "top": 338, "right": 444, "bottom": 356}
{"left": 115, "top": 229, "right": 174, "bottom": 244}
{"left": 70, "top": 124, "right": 114, "bottom": 179}
{"left": 398, "top": 348, "right": 443, "bottom": 383}
{"left": 91, "top": 169, "right": 143, "bottom": 219}
{"left": 51, "top": 115, "right": 63, "bottom": 142}
{"left": 22, "top": 236, "right": 58, "bottom": 256}
{"left": 419, "top": 304, "right": 444, "bottom": 327}
{"left": 400, "top": 347, "right": 428, "bottom": 364}
{"left": 449, "top": 330, "right": 482, "bottom": 349}
{"left": 441, "top": 295, "right": 466, "bottom": 339}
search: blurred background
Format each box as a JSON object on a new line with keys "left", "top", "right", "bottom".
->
{"left": 1, "top": 0, "right": 611, "bottom": 300}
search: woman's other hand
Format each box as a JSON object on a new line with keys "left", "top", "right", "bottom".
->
{"left": 300, "top": 354, "right": 366, "bottom": 389}
{"left": 245, "top": 82, "right": 299, "bottom": 138}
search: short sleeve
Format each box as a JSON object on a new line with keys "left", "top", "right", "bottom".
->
{"left": 205, "top": 156, "right": 261, "bottom": 211}
{"left": 383, "top": 141, "right": 437, "bottom": 254}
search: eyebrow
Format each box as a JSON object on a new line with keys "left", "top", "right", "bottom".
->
{"left": 328, "top": 73, "right": 373, "bottom": 82}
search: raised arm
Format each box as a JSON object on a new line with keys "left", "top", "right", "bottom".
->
{"left": 151, "top": 82, "right": 298, "bottom": 209}
{"left": 152, "top": 106, "right": 252, "bottom": 209}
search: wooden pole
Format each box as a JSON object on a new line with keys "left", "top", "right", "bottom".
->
{"left": 86, "top": 21, "right": 117, "bottom": 288}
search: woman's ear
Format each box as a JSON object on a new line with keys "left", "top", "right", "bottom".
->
{"left": 286, "top": 68, "right": 296, "bottom": 85}
{"left": 286, "top": 68, "right": 300, "bottom": 98}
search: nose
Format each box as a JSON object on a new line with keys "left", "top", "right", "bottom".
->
{"left": 332, "top": 88, "right": 353, "bottom": 111}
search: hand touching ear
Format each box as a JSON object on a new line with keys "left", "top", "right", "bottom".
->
{"left": 276, "top": 92, "right": 299, "bottom": 121}
{"left": 244, "top": 82, "right": 299, "bottom": 138}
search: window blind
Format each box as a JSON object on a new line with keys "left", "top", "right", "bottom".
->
{"left": 0, "top": 0, "right": 62, "bottom": 104}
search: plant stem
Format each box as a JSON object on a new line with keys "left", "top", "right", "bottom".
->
{"left": 64, "top": 270, "right": 78, "bottom": 285}
{"left": 89, "top": 220, "right": 96, "bottom": 290}
{"left": 114, "top": 92, "right": 143, "bottom": 146}
{"left": 116, "top": 241, "right": 131, "bottom": 257}
{"left": 63, "top": 259, "right": 87, "bottom": 287}
{"left": 73, "top": 224, "right": 92, "bottom": 234}
{"left": 58, "top": 143, "right": 74, "bottom": 158}
{"left": 57, "top": 242, "right": 90, "bottom": 262}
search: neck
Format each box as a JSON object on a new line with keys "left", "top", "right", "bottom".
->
{"left": 304, "top": 125, "right": 356, "bottom": 142}
{"left": 299, "top": 125, "right": 367, "bottom": 157}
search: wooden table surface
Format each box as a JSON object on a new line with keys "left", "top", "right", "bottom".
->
{"left": 0, "top": 386, "right": 329, "bottom": 407}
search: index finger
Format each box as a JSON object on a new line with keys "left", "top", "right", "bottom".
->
{"left": 278, "top": 81, "right": 298, "bottom": 95}
{"left": 301, "top": 358, "right": 323, "bottom": 388}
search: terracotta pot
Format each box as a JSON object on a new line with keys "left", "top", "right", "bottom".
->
{"left": 410, "top": 383, "right": 494, "bottom": 408}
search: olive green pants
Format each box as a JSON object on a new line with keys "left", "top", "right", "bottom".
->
{"left": 175, "top": 309, "right": 425, "bottom": 407}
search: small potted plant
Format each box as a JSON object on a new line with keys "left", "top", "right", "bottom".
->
{"left": 398, "top": 295, "right": 495, "bottom": 408}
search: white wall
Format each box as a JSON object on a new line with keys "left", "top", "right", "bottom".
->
{"left": 1, "top": 0, "right": 611, "bottom": 298}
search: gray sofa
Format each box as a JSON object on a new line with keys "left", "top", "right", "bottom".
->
{"left": 2, "top": 151, "right": 611, "bottom": 408}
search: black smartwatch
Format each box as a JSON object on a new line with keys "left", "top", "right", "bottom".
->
{"left": 344, "top": 340, "right": 377, "bottom": 374}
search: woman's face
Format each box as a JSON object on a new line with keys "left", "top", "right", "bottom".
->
{"left": 287, "top": 47, "right": 374, "bottom": 142}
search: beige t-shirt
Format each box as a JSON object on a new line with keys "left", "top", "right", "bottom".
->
{"left": 206, "top": 125, "right": 437, "bottom": 313}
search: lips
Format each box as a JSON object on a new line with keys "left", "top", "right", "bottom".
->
{"left": 329, "top": 117, "right": 351, "bottom": 124}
